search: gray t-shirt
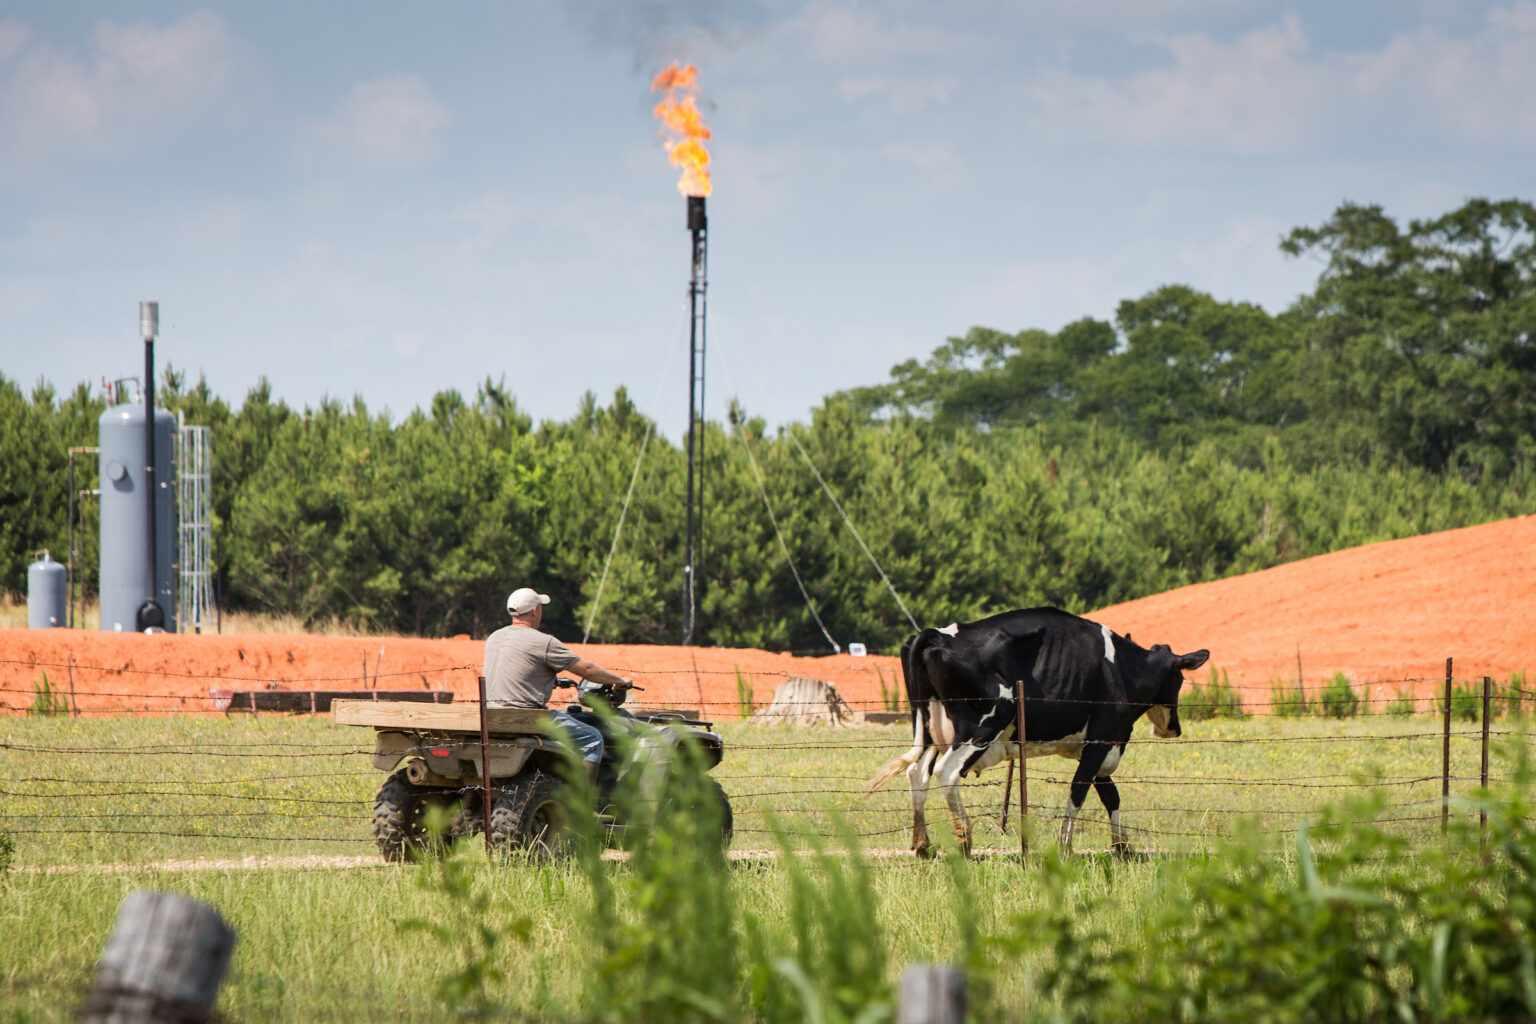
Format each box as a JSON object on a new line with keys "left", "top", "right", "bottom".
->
{"left": 483, "top": 625, "right": 580, "bottom": 708}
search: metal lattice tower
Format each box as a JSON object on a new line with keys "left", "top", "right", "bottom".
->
{"left": 176, "top": 422, "right": 214, "bottom": 632}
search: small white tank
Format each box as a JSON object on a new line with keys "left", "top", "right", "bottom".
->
{"left": 27, "top": 550, "right": 67, "bottom": 628}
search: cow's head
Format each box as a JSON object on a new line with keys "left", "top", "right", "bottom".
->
{"left": 1143, "top": 645, "right": 1209, "bottom": 738}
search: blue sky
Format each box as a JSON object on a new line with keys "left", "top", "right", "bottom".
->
{"left": 3, "top": 1, "right": 1534, "bottom": 438}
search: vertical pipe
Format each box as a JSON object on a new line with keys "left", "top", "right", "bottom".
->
{"left": 1017, "top": 681, "right": 1028, "bottom": 865}
{"left": 696, "top": 213, "right": 708, "bottom": 609}
{"left": 479, "top": 675, "right": 494, "bottom": 856}
{"left": 1481, "top": 675, "right": 1492, "bottom": 844}
{"left": 1442, "top": 657, "right": 1453, "bottom": 836}
{"left": 68, "top": 451, "right": 75, "bottom": 629}
{"left": 682, "top": 196, "right": 707, "bottom": 644}
{"left": 683, "top": 218, "right": 697, "bottom": 644}
{"left": 144, "top": 334, "right": 157, "bottom": 627}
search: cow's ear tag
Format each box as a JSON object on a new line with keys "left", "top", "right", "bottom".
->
{"left": 1176, "top": 650, "right": 1210, "bottom": 671}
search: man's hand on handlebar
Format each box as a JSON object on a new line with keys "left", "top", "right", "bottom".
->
{"left": 558, "top": 676, "right": 643, "bottom": 693}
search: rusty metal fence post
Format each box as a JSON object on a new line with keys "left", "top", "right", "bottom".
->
{"left": 479, "top": 675, "right": 494, "bottom": 856}
{"left": 1481, "top": 675, "right": 1492, "bottom": 845}
{"left": 1017, "top": 681, "right": 1028, "bottom": 865}
{"left": 1442, "top": 657, "right": 1453, "bottom": 836}
{"left": 1000, "top": 758, "right": 1014, "bottom": 833}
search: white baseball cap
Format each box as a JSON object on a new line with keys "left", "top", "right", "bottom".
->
{"left": 507, "top": 587, "right": 551, "bottom": 615}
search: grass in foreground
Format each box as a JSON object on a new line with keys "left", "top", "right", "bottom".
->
{"left": 1, "top": 714, "right": 1531, "bottom": 1022}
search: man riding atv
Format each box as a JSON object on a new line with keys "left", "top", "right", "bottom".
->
{"left": 484, "top": 586, "right": 636, "bottom": 780}
{"left": 345, "top": 586, "right": 730, "bottom": 860}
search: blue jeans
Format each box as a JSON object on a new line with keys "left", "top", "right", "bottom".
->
{"left": 550, "top": 709, "right": 604, "bottom": 764}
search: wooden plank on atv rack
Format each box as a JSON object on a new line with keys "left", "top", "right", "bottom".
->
{"left": 331, "top": 699, "right": 550, "bottom": 734}
{"left": 212, "top": 690, "right": 453, "bottom": 714}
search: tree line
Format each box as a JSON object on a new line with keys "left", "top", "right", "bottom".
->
{"left": 3, "top": 198, "right": 1533, "bottom": 651}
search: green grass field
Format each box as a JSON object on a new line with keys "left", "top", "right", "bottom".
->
{"left": 1, "top": 712, "right": 1527, "bottom": 1021}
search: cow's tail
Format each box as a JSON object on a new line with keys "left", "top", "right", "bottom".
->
{"left": 868, "top": 723, "right": 923, "bottom": 793}
{"left": 867, "top": 631, "right": 934, "bottom": 794}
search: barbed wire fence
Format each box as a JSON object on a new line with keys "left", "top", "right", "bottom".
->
{"left": 1, "top": 657, "right": 1532, "bottom": 864}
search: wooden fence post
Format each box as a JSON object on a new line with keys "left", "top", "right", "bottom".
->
{"left": 80, "top": 890, "right": 236, "bottom": 1024}
{"left": 897, "top": 964, "right": 966, "bottom": 1024}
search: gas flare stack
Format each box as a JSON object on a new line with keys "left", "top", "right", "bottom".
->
{"left": 653, "top": 61, "right": 713, "bottom": 644}
{"left": 682, "top": 193, "right": 707, "bottom": 644}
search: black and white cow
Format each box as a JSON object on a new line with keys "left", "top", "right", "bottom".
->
{"left": 868, "top": 607, "right": 1208, "bottom": 857}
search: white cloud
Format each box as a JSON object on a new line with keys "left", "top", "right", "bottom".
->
{"left": 878, "top": 140, "right": 963, "bottom": 179}
{"left": 789, "top": 2, "right": 979, "bottom": 65}
{"left": 309, "top": 75, "right": 451, "bottom": 169}
{"left": 964, "top": 212, "right": 1318, "bottom": 333}
{"left": 1020, "top": 5, "right": 1536, "bottom": 153}
{"left": 1489, "top": 1, "right": 1536, "bottom": 31}
{"left": 453, "top": 193, "right": 529, "bottom": 241}
{"left": 0, "top": 20, "right": 29, "bottom": 64}
{"left": 0, "top": 12, "right": 235, "bottom": 176}
{"left": 838, "top": 74, "right": 957, "bottom": 113}
{"left": 176, "top": 202, "right": 251, "bottom": 256}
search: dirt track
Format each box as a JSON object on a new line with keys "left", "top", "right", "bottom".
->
{"left": 3, "top": 515, "right": 1532, "bottom": 714}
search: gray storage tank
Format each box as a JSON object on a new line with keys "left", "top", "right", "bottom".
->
{"left": 27, "top": 550, "right": 66, "bottom": 628}
{"left": 99, "top": 403, "right": 178, "bottom": 632}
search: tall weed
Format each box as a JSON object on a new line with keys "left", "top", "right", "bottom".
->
{"left": 877, "top": 666, "right": 903, "bottom": 713}
{"left": 575, "top": 720, "right": 740, "bottom": 1022}
{"left": 1439, "top": 679, "right": 1483, "bottom": 722}
{"left": 1384, "top": 688, "right": 1417, "bottom": 717}
{"left": 734, "top": 666, "right": 755, "bottom": 720}
{"left": 1269, "top": 677, "right": 1312, "bottom": 717}
{"left": 747, "top": 815, "right": 893, "bottom": 1024}
{"left": 1183, "top": 665, "right": 1247, "bottom": 721}
{"left": 1499, "top": 670, "right": 1529, "bottom": 718}
{"left": 28, "top": 671, "right": 69, "bottom": 716}
{"left": 394, "top": 810, "right": 532, "bottom": 1017}
{"left": 1319, "top": 671, "right": 1361, "bottom": 719}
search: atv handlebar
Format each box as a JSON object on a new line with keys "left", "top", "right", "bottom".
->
{"left": 555, "top": 678, "right": 644, "bottom": 692}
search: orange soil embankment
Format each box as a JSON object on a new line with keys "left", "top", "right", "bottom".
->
{"left": 2, "top": 515, "right": 1531, "bottom": 716}
{"left": 1092, "top": 514, "right": 1536, "bottom": 706}
{"left": 0, "top": 629, "right": 901, "bottom": 718}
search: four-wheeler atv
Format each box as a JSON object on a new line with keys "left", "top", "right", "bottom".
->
{"left": 339, "top": 681, "right": 731, "bottom": 862}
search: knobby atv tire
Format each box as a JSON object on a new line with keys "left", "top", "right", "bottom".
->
{"left": 644, "top": 774, "right": 733, "bottom": 851}
{"left": 372, "top": 770, "right": 460, "bottom": 862}
{"left": 448, "top": 793, "right": 484, "bottom": 842}
{"left": 705, "top": 776, "right": 733, "bottom": 847}
{"left": 490, "top": 770, "right": 570, "bottom": 860}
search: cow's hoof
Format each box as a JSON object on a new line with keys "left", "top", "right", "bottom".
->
{"left": 1111, "top": 842, "right": 1134, "bottom": 858}
{"left": 914, "top": 844, "right": 936, "bottom": 860}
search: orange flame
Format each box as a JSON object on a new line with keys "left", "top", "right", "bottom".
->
{"left": 651, "top": 62, "right": 712, "bottom": 197}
